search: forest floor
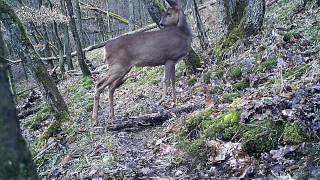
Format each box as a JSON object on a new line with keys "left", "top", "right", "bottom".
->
{"left": 19, "top": 0, "right": 320, "bottom": 179}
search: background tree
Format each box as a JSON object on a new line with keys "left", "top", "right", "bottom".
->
{"left": 66, "top": 0, "right": 92, "bottom": 77}
{"left": 0, "top": 25, "right": 39, "bottom": 180}
{"left": 0, "top": 0, "right": 69, "bottom": 135}
{"left": 223, "top": 0, "right": 266, "bottom": 36}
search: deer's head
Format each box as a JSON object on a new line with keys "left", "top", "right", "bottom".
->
{"left": 159, "top": 0, "right": 181, "bottom": 28}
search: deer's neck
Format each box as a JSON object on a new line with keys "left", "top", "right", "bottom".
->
{"left": 177, "top": 11, "right": 192, "bottom": 38}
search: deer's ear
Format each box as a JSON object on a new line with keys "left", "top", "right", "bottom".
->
{"left": 166, "top": 0, "right": 178, "bottom": 8}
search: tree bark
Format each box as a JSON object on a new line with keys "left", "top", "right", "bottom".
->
{"left": 128, "top": 0, "right": 135, "bottom": 31}
{"left": 193, "top": 0, "right": 209, "bottom": 50}
{"left": 142, "top": 0, "right": 201, "bottom": 74}
{"left": 0, "top": 25, "right": 39, "bottom": 180}
{"left": 223, "top": 0, "right": 265, "bottom": 36}
{"left": 66, "top": 0, "right": 92, "bottom": 77}
{"left": 0, "top": 1, "right": 68, "bottom": 121}
{"left": 74, "top": 0, "right": 87, "bottom": 46}
{"left": 60, "top": 0, "right": 73, "bottom": 70}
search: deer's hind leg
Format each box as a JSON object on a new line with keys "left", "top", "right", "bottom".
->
{"left": 92, "top": 68, "right": 127, "bottom": 126}
{"left": 108, "top": 67, "right": 132, "bottom": 122}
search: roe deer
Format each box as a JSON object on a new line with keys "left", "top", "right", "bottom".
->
{"left": 92, "top": 0, "right": 192, "bottom": 125}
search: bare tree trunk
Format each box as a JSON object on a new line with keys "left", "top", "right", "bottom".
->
{"left": 193, "top": 0, "right": 209, "bottom": 50}
{"left": 74, "top": 0, "right": 87, "bottom": 46}
{"left": 142, "top": 0, "right": 201, "bottom": 74}
{"left": 223, "top": 0, "right": 265, "bottom": 36}
{"left": 66, "top": 0, "right": 92, "bottom": 77}
{"left": 53, "top": 21, "right": 65, "bottom": 75}
{"left": 128, "top": 0, "right": 135, "bottom": 31}
{"left": 0, "top": 1, "right": 69, "bottom": 122}
{"left": 0, "top": 25, "right": 39, "bottom": 180}
{"left": 60, "top": 0, "right": 74, "bottom": 70}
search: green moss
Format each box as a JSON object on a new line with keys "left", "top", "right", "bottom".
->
{"left": 203, "top": 110, "right": 242, "bottom": 140}
{"left": 188, "top": 76, "right": 197, "bottom": 86}
{"left": 187, "top": 138, "right": 208, "bottom": 157}
{"left": 283, "top": 123, "right": 305, "bottom": 145}
{"left": 85, "top": 98, "right": 94, "bottom": 112}
{"left": 230, "top": 97, "right": 243, "bottom": 108}
{"left": 222, "top": 92, "right": 241, "bottom": 103}
{"left": 182, "top": 108, "right": 214, "bottom": 140}
{"left": 29, "top": 104, "right": 49, "bottom": 130}
{"left": 212, "top": 17, "right": 246, "bottom": 56}
{"left": 283, "top": 31, "right": 303, "bottom": 42}
{"left": 39, "top": 111, "right": 69, "bottom": 141}
{"left": 134, "top": 66, "right": 163, "bottom": 85}
{"left": 204, "top": 68, "right": 224, "bottom": 83}
{"left": 210, "top": 85, "right": 224, "bottom": 94}
{"left": 232, "top": 81, "right": 250, "bottom": 91}
{"left": 241, "top": 121, "right": 284, "bottom": 154}
{"left": 152, "top": 0, "right": 166, "bottom": 13}
{"left": 253, "top": 59, "right": 277, "bottom": 74}
{"left": 284, "top": 65, "right": 309, "bottom": 79}
{"left": 223, "top": 110, "right": 241, "bottom": 124}
{"left": 228, "top": 67, "right": 243, "bottom": 80}
{"left": 188, "top": 49, "right": 202, "bottom": 68}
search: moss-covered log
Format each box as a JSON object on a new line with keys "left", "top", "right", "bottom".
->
{"left": 0, "top": 0, "right": 69, "bottom": 133}
{"left": 0, "top": 25, "right": 39, "bottom": 180}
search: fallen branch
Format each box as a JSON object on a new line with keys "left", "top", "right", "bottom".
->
{"left": 18, "top": 107, "right": 40, "bottom": 119}
{"left": 107, "top": 102, "right": 205, "bottom": 131}
{"left": 80, "top": 1, "right": 129, "bottom": 25}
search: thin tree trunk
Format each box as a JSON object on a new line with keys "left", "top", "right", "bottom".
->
{"left": 60, "top": 0, "right": 74, "bottom": 70}
{"left": 193, "top": 0, "right": 209, "bottom": 50}
{"left": 0, "top": 25, "right": 39, "bottom": 180}
{"left": 0, "top": 1, "right": 69, "bottom": 122}
{"left": 53, "top": 21, "right": 65, "bottom": 75}
{"left": 128, "top": 0, "right": 135, "bottom": 31}
{"left": 66, "top": 0, "right": 92, "bottom": 77}
{"left": 74, "top": 0, "right": 87, "bottom": 46}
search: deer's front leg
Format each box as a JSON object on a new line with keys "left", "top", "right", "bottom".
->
{"left": 170, "top": 64, "right": 177, "bottom": 105}
{"left": 161, "top": 61, "right": 175, "bottom": 102}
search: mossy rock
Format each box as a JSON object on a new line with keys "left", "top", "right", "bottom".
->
{"left": 283, "top": 123, "right": 305, "bottom": 145}
{"left": 253, "top": 58, "right": 277, "bottom": 74}
{"left": 228, "top": 67, "right": 243, "bottom": 80}
{"left": 232, "top": 80, "right": 250, "bottom": 91}
{"left": 241, "top": 120, "right": 284, "bottom": 154}
{"left": 222, "top": 92, "right": 241, "bottom": 103}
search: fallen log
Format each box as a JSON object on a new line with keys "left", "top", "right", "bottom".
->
{"left": 107, "top": 102, "right": 205, "bottom": 131}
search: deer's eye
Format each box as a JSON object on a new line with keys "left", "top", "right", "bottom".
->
{"left": 167, "top": 13, "right": 171, "bottom": 16}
